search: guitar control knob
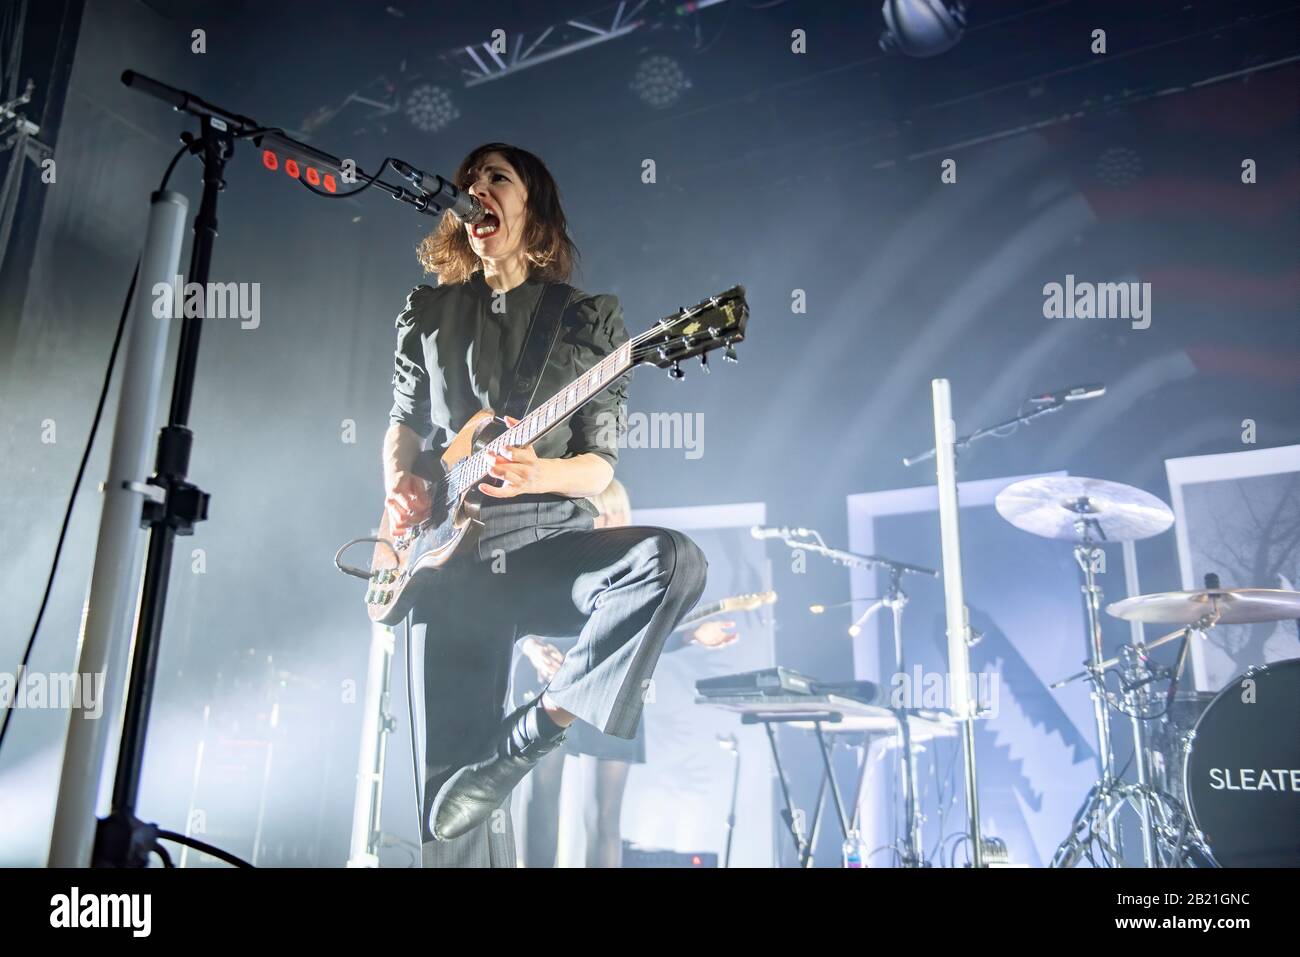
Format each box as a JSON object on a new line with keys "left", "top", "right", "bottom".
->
{"left": 668, "top": 360, "right": 684, "bottom": 381}
{"left": 724, "top": 345, "right": 738, "bottom": 363}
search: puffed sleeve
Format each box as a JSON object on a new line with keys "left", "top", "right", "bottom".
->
{"left": 388, "top": 285, "right": 436, "bottom": 438}
{"left": 565, "top": 292, "right": 631, "bottom": 467}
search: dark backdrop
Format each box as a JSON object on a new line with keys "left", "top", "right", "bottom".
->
{"left": 1, "top": 0, "right": 1296, "bottom": 865}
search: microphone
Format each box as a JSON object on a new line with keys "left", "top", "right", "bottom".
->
{"left": 750, "top": 525, "right": 814, "bottom": 540}
{"left": 1027, "top": 383, "right": 1105, "bottom": 405}
{"left": 388, "top": 159, "right": 485, "bottom": 223}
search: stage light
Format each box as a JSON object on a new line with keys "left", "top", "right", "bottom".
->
{"left": 629, "top": 54, "right": 692, "bottom": 109}
{"left": 404, "top": 83, "right": 460, "bottom": 133}
{"left": 258, "top": 147, "right": 338, "bottom": 194}
{"left": 1094, "top": 146, "right": 1143, "bottom": 187}
{"left": 879, "top": 0, "right": 966, "bottom": 58}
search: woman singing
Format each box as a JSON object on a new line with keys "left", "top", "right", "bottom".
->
{"left": 382, "top": 143, "right": 707, "bottom": 865}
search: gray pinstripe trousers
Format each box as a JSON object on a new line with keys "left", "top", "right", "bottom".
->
{"left": 412, "top": 525, "right": 708, "bottom": 868}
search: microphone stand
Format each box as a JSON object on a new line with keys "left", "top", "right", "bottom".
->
{"left": 62, "top": 71, "right": 458, "bottom": 868}
{"left": 767, "top": 530, "right": 937, "bottom": 867}
{"left": 902, "top": 399, "right": 1066, "bottom": 467}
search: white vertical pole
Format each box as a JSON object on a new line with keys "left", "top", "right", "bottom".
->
{"left": 48, "top": 191, "right": 188, "bottom": 867}
{"left": 931, "top": 379, "right": 984, "bottom": 867}
{"left": 347, "top": 623, "right": 395, "bottom": 867}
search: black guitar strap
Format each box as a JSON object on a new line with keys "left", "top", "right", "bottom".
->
{"left": 409, "top": 281, "right": 576, "bottom": 484}
{"left": 499, "top": 280, "right": 577, "bottom": 421}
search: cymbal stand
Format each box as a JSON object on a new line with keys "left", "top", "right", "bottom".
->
{"left": 1071, "top": 520, "right": 1123, "bottom": 863}
{"left": 1051, "top": 609, "right": 1221, "bottom": 867}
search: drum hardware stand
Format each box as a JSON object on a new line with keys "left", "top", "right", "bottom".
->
{"left": 1072, "top": 515, "right": 1124, "bottom": 859}
{"left": 1050, "top": 612, "right": 1220, "bottom": 867}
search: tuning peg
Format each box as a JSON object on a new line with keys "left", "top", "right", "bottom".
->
{"left": 699, "top": 353, "right": 710, "bottom": 374}
{"left": 668, "top": 360, "right": 684, "bottom": 381}
{"left": 724, "top": 345, "right": 738, "bottom": 363}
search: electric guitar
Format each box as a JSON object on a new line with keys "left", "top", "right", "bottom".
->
{"left": 338, "top": 286, "right": 749, "bottom": 626}
{"left": 676, "top": 590, "right": 777, "bottom": 631}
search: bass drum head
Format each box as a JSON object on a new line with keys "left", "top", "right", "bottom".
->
{"left": 1184, "top": 658, "right": 1300, "bottom": 867}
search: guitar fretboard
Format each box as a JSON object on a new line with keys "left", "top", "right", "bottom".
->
{"left": 445, "top": 340, "right": 634, "bottom": 506}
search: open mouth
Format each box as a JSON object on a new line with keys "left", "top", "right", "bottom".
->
{"left": 472, "top": 212, "right": 501, "bottom": 238}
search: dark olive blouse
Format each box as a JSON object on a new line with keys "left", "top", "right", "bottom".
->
{"left": 389, "top": 270, "right": 630, "bottom": 558}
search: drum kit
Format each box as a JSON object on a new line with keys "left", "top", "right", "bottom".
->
{"left": 995, "top": 476, "right": 1300, "bottom": 868}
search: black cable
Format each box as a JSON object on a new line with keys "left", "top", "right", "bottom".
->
{"left": 159, "top": 142, "right": 188, "bottom": 191}
{"left": 155, "top": 828, "right": 252, "bottom": 867}
{"left": 0, "top": 261, "right": 138, "bottom": 760}
{"left": 297, "top": 156, "right": 400, "bottom": 200}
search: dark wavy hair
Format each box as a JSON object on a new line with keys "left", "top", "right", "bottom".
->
{"left": 416, "top": 142, "right": 579, "bottom": 285}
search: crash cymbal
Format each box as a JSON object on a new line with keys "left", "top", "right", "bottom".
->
{"left": 995, "top": 476, "right": 1174, "bottom": 542}
{"left": 1107, "top": 588, "right": 1300, "bottom": 626}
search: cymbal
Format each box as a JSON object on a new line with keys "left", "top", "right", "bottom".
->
{"left": 1107, "top": 588, "right": 1300, "bottom": 626}
{"left": 995, "top": 476, "right": 1174, "bottom": 542}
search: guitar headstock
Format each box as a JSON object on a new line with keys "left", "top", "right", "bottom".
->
{"left": 632, "top": 285, "right": 748, "bottom": 379}
{"left": 718, "top": 590, "right": 778, "bottom": 614}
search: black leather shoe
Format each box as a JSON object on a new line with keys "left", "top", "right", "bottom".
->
{"left": 429, "top": 707, "right": 567, "bottom": 842}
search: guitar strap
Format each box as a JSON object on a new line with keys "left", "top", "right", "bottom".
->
{"left": 499, "top": 280, "right": 578, "bottom": 421}
{"left": 410, "top": 280, "right": 577, "bottom": 484}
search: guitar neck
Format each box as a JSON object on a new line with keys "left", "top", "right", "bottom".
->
{"left": 449, "top": 341, "right": 634, "bottom": 497}
{"left": 679, "top": 599, "right": 726, "bottom": 628}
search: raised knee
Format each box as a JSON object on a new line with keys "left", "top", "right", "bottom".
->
{"left": 662, "top": 529, "right": 708, "bottom": 598}
{"left": 630, "top": 529, "right": 708, "bottom": 598}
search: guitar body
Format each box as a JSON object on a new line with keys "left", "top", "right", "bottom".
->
{"left": 365, "top": 410, "right": 504, "bottom": 625}
{"left": 344, "top": 284, "right": 750, "bottom": 626}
